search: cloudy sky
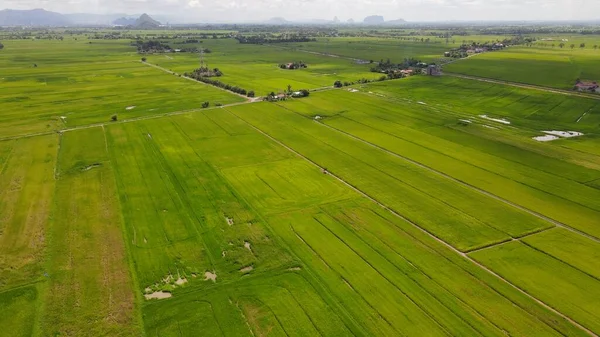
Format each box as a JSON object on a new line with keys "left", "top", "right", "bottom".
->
{"left": 1, "top": 0, "right": 599, "bottom": 22}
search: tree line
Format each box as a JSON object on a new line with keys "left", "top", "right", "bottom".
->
{"left": 184, "top": 71, "right": 255, "bottom": 97}
{"left": 235, "top": 35, "right": 316, "bottom": 44}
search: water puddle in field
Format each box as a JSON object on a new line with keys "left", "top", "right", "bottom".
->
{"left": 144, "top": 291, "right": 172, "bottom": 300}
{"left": 543, "top": 130, "right": 584, "bottom": 138}
{"left": 479, "top": 115, "right": 511, "bottom": 125}
{"left": 533, "top": 130, "right": 584, "bottom": 142}
{"left": 81, "top": 163, "right": 102, "bottom": 172}
{"left": 288, "top": 267, "right": 302, "bottom": 271}
{"left": 481, "top": 124, "right": 498, "bottom": 130}
{"left": 533, "top": 135, "right": 560, "bottom": 142}
{"left": 204, "top": 271, "right": 217, "bottom": 282}
{"left": 240, "top": 266, "right": 253, "bottom": 273}
{"left": 222, "top": 251, "right": 227, "bottom": 258}
{"left": 226, "top": 217, "right": 234, "bottom": 226}
{"left": 175, "top": 277, "right": 188, "bottom": 286}
{"left": 244, "top": 241, "right": 252, "bottom": 252}
{"left": 126, "top": 106, "right": 136, "bottom": 110}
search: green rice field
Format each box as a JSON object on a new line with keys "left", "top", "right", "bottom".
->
{"left": 1, "top": 29, "right": 600, "bottom": 336}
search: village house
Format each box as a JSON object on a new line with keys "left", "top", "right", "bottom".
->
{"left": 422, "top": 65, "right": 442, "bottom": 76}
{"left": 574, "top": 80, "right": 599, "bottom": 93}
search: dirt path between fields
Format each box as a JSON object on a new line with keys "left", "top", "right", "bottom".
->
{"left": 226, "top": 106, "right": 598, "bottom": 337}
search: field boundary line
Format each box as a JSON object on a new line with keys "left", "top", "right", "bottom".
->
{"left": 466, "top": 226, "right": 555, "bottom": 254}
{"left": 444, "top": 73, "right": 600, "bottom": 101}
{"left": 313, "top": 118, "right": 600, "bottom": 245}
{"left": 228, "top": 107, "right": 598, "bottom": 337}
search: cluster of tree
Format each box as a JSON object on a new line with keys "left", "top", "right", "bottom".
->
{"left": 0, "top": 42, "right": 4, "bottom": 50}
{"left": 333, "top": 75, "right": 390, "bottom": 88}
{"left": 279, "top": 61, "right": 307, "bottom": 70}
{"left": 133, "top": 40, "right": 171, "bottom": 53}
{"left": 370, "top": 58, "right": 425, "bottom": 74}
{"left": 444, "top": 40, "right": 512, "bottom": 58}
{"left": 180, "top": 39, "right": 202, "bottom": 43}
{"left": 188, "top": 66, "right": 223, "bottom": 77}
{"left": 534, "top": 42, "right": 599, "bottom": 50}
{"left": 235, "top": 35, "right": 316, "bottom": 44}
{"left": 185, "top": 72, "right": 253, "bottom": 97}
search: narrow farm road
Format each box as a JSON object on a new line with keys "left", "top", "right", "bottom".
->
{"left": 227, "top": 107, "right": 598, "bottom": 337}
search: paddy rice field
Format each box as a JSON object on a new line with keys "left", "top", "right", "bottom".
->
{"left": 1, "top": 30, "right": 600, "bottom": 336}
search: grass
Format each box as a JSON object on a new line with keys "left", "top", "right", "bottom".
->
{"left": 280, "top": 37, "right": 454, "bottom": 63}
{"left": 228, "top": 103, "right": 552, "bottom": 251}
{"left": 2, "top": 29, "right": 600, "bottom": 337}
{"left": 0, "top": 135, "right": 57, "bottom": 290}
{"left": 470, "top": 241, "right": 600, "bottom": 335}
{"left": 41, "top": 127, "right": 142, "bottom": 336}
{"left": 141, "top": 38, "right": 381, "bottom": 93}
{"left": 522, "top": 228, "right": 600, "bottom": 280}
{"left": 0, "top": 286, "right": 40, "bottom": 337}
{"left": 0, "top": 39, "right": 243, "bottom": 138}
{"left": 444, "top": 43, "right": 600, "bottom": 89}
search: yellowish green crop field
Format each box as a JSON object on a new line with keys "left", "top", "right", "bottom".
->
{"left": 1, "top": 28, "right": 600, "bottom": 337}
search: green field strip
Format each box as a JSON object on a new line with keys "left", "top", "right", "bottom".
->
{"left": 445, "top": 123, "right": 600, "bottom": 172}
{"left": 106, "top": 122, "right": 212, "bottom": 288}
{"left": 229, "top": 103, "right": 553, "bottom": 251}
{"left": 41, "top": 127, "right": 142, "bottom": 336}
{"left": 227, "top": 104, "right": 590, "bottom": 336}
{"left": 313, "top": 115, "right": 554, "bottom": 240}
{"left": 320, "top": 201, "right": 583, "bottom": 336}
{"left": 0, "top": 285, "right": 40, "bottom": 337}
{"left": 470, "top": 241, "right": 600, "bottom": 335}
{"left": 0, "top": 134, "right": 58, "bottom": 291}
{"left": 139, "top": 117, "right": 295, "bottom": 279}
{"left": 143, "top": 273, "right": 353, "bottom": 337}
{"left": 310, "top": 211, "right": 494, "bottom": 336}
{"left": 325, "top": 99, "right": 600, "bottom": 213}
{"left": 521, "top": 228, "right": 600, "bottom": 281}
{"left": 286, "top": 213, "right": 447, "bottom": 336}
{"left": 0, "top": 140, "right": 15, "bottom": 176}
{"left": 309, "top": 103, "right": 600, "bottom": 240}
{"left": 221, "top": 159, "right": 356, "bottom": 216}
{"left": 427, "top": 125, "right": 600, "bottom": 183}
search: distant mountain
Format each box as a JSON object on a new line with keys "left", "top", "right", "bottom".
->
{"left": 113, "top": 17, "right": 137, "bottom": 26}
{"left": 385, "top": 18, "right": 407, "bottom": 25}
{"left": 347, "top": 18, "right": 355, "bottom": 24}
{"left": 363, "top": 15, "right": 384, "bottom": 25}
{"left": 0, "top": 8, "right": 69, "bottom": 26}
{"left": 265, "top": 17, "right": 289, "bottom": 25}
{"left": 135, "top": 13, "right": 160, "bottom": 28}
